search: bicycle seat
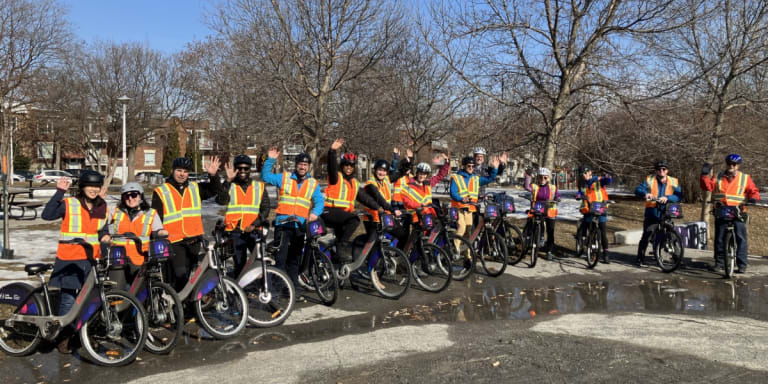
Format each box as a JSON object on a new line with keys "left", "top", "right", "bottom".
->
{"left": 25, "top": 263, "right": 54, "bottom": 275}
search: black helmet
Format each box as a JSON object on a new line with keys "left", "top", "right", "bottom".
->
{"left": 233, "top": 154, "right": 252, "bottom": 168}
{"left": 295, "top": 153, "right": 312, "bottom": 164}
{"left": 373, "top": 159, "right": 389, "bottom": 170}
{"left": 461, "top": 156, "right": 475, "bottom": 166}
{"left": 78, "top": 170, "right": 104, "bottom": 188}
{"left": 579, "top": 165, "right": 592, "bottom": 174}
{"left": 654, "top": 160, "right": 669, "bottom": 170}
{"left": 172, "top": 157, "right": 193, "bottom": 171}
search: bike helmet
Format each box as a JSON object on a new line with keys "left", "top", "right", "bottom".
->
{"left": 373, "top": 159, "right": 389, "bottom": 170}
{"left": 654, "top": 160, "right": 669, "bottom": 170}
{"left": 473, "top": 147, "right": 487, "bottom": 156}
{"left": 340, "top": 152, "right": 357, "bottom": 167}
{"left": 415, "top": 162, "right": 432, "bottom": 174}
{"left": 78, "top": 170, "right": 104, "bottom": 188}
{"left": 538, "top": 167, "right": 551, "bottom": 177}
{"left": 579, "top": 165, "right": 592, "bottom": 174}
{"left": 295, "top": 153, "right": 312, "bottom": 164}
{"left": 461, "top": 156, "right": 475, "bottom": 166}
{"left": 233, "top": 154, "right": 253, "bottom": 168}
{"left": 172, "top": 157, "right": 193, "bottom": 171}
{"left": 725, "top": 154, "right": 742, "bottom": 165}
{"left": 120, "top": 182, "right": 143, "bottom": 195}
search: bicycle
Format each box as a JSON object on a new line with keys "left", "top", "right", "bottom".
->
{"left": 575, "top": 197, "right": 614, "bottom": 269}
{"left": 643, "top": 199, "right": 685, "bottom": 273}
{"left": 483, "top": 192, "right": 524, "bottom": 266}
{"left": 429, "top": 200, "right": 476, "bottom": 281}
{"left": 462, "top": 199, "right": 509, "bottom": 276}
{"left": 111, "top": 233, "right": 184, "bottom": 354}
{"left": 0, "top": 239, "right": 148, "bottom": 367}
{"left": 215, "top": 222, "right": 296, "bottom": 328}
{"left": 712, "top": 202, "right": 755, "bottom": 278}
{"left": 394, "top": 207, "right": 453, "bottom": 292}
{"left": 519, "top": 195, "right": 554, "bottom": 268}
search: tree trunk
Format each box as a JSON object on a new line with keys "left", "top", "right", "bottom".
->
{"left": 127, "top": 146, "right": 137, "bottom": 182}
{"left": 699, "top": 108, "right": 725, "bottom": 224}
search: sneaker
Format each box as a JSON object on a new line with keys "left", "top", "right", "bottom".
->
{"left": 545, "top": 252, "right": 553, "bottom": 261}
{"left": 56, "top": 335, "right": 73, "bottom": 354}
{"left": 736, "top": 267, "right": 747, "bottom": 274}
{"left": 635, "top": 257, "right": 643, "bottom": 267}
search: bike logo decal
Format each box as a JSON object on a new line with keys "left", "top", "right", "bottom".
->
{"left": 189, "top": 265, "right": 204, "bottom": 284}
{"left": 309, "top": 222, "right": 324, "bottom": 236}
{"left": 75, "top": 286, "right": 89, "bottom": 305}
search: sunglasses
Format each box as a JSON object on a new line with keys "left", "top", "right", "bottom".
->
{"left": 236, "top": 167, "right": 251, "bottom": 171}
{"left": 656, "top": 167, "right": 668, "bottom": 171}
{"left": 123, "top": 191, "right": 140, "bottom": 199}
{"left": 465, "top": 164, "right": 475, "bottom": 168}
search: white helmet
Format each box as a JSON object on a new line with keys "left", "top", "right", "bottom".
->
{"left": 473, "top": 147, "right": 487, "bottom": 156}
{"left": 538, "top": 167, "right": 551, "bottom": 177}
{"left": 415, "top": 162, "right": 432, "bottom": 174}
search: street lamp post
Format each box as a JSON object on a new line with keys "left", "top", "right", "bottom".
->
{"left": 118, "top": 96, "right": 131, "bottom": 183}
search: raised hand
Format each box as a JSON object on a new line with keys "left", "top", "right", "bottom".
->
{"left": 393, "top": 147, "right": 400, "bottom": 156}
{"left": 406, "top": 148, "right": 413, "bottom": 159}
{"left": 267, "top": 147, "right": 280, "bottom": 159}
{"left": 99, "top": 186, "right": 107, "bottom": 199}
{"left": 56, "top": 177, "right": 72, "bottom": 191}
{"left": 224, "top": 161, "right": 237, "bottom": 182}
{"left": 490, "top": 156, "right": 500, "bottom": 168}
{"left": 206, "top": 156, "right": 221, "bottom": 176}
{"left": 331, "top": 138, "right": 344, "bottom": 151}
{"left": 499, "top": 152, "right": 508, "bottom": 164}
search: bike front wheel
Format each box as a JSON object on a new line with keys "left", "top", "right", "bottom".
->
{"left": 585, "top": 228, "right": 601, "bottom": 269}
{"left": 79, "top": 290, "right": 147, "bottom": 367}
{"left": 195, "top": 277, "right": 248, "bottom": 339}
{"left": 724, "top": 231, "right": 736, "bottom": 279}
{"left": 411, "top": 244, "right": 452, "bottom": 293}
{"left": 371, "top": 246, "right": 411, "bottom": 299}
{"left": 504, "top": 222, "right": 524, "bottom": 266}
{"left": 654, "top": 228, "right": 684, "bottom": 273}
{"left": 443, "top": 234, "right": 475, "bottom": 280}
{"left": 144, "top": 282, "right": 183, "bottom": 354}
{"left": 479, "top": 231, "right": 508, "bottom": 277}
{"left": 311, "top": 248, "right": 339, "bottom": 306}
{"left": 243, "top": 266, "right": 295, "bottom": 327}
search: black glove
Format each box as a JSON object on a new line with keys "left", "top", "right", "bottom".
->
{"left": 747, "top": 198, "right": 758, "bottom": 205}
{"left": 701, "top": 163, "right": 712, "bottom": 175}
{"left": 525, "top": 167, "right": 533, "bottom": 176}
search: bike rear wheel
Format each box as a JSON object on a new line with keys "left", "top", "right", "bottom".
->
{"left": 371, "top": 246, "right": 411, "bottom": 299}
{"left": 311, "top": 248, "right": 339, "bottom": 306}
{"left": 243, "top": 266, "right": 295, "bottom": 327}
{"left": 479, "top": 231, "right": 508, "bottom": 277}
{"left": 443, "top": 234, "right": 475, "bottom": 280}
{"left": 411, "top": 244, "right": 452, "bottom": 293}
{"left": 504, "top": 222, "right": 524, "bottom": 265}
{"left": 144, "top": 282, "right": 183, "bottom": 354}
{"left": 724, "top": 231, "right": 736, "bottom": 279}
{"left": 654, "top": 227, "right": 684, "bottom": 273}
{"left": 80, "top": 290, "right": 147, "bottom": 367}
{"left": 0, "top": 293, "right": 44, "bottom": 356}
{"left": 195, "top": 277, "right": 248, "bottom": 339}
{"left": 585, "top": 227, "right": 601, "bottom": 269}
{"left": 528, "top": 223, "right": 539, "bottom": 268}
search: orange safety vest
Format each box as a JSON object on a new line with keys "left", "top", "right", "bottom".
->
{"left": 57, "top": 197, "right": 107, "bottom": 261}
{"left": 645, "top": 175, "right": 678, "bottom": 208}
{"left": 531, "top": 183, "right": 558, "bottom": 218}
{"left": 392, "top": 175, "right": 409, "bottom": 203}
{"left": 364, "top": 176, "right": 392, "bottom": 222}
{"left": 580, "top": 179, "right": 609, "bottom": 214}
{"left": 324, "top": 172, "right": 358, "bottom": 212}
{"left": 403, "top": 182, "right": 434, "bottom": 222}
{"left": 111, "top": 208, "right": 156, "bottom": 266}
{"left": 713, "top": 171, "right": 749, "bottom": 206}
{"left": 275, "top": 172, "right": 318, "bottom": 219}
{"left": 154, "top": 182, "right": 204, "bottom": 243}
{"left": 224, "top": 180, "right": 265, "bottom": 231}
{"left": 451, "top": 174, "right": 479, "bottom": 211}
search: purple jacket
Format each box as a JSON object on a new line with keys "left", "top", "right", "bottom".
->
{"left": 524, "top": 175, "right": 561, "bottom": 202}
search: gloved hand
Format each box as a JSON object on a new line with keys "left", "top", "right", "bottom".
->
{"left": 701, "top": 162, "right": 712, "bottom": 175}
{"left": 747, "top": 198, "right": 758, "bottom": 205}
{"left": 524, "top": 167, "right": 533, "bottom": 176}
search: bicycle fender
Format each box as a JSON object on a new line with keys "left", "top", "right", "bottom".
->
{"left": 192, "top": 269, "right": 220, "bottom": 301}
{"left": 0, "top": 282, "right": 41, "bottom": 315}
{"left": 237, "top": 266, "right": 264, "bottom": 288}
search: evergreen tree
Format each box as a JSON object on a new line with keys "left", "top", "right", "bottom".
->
{"left": 161, "top": 129, "right": 180, "bottom": 176}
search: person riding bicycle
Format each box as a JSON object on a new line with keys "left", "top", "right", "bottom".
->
{"left": 41, "top": 170, "right": 110, "bottom": 353}
{"left": 361, "top": 159, "right": 405, "bottom": 238}
{"left": 524, "top": 167, "right": 562, "bottom": 260}
{"left": 634, "top": 160, "right": 683, "bottom": 267}
{"left": 109, "top": 182, "right": 168, "bottom": 286}
{"left": 215, "top": 154, "right": 271, "bottom": 278}
{"left": 576, "top": 165, "right": 613, "bottom": 263}
{"left": 700, "top": 154, "right": 760, "bottom": 273}
{"left": 261, "top": 148, "right": 324, "bottom": 286}
{"left": 450, "top": 155, "right": 500, "bottom": 260}
{"left": 322, "top": 139, "right": 381, "bottom": 262}
{"left": 402, "top": 163, "right": 441, "bottom": 225}
{"left": 473, "top": 147, "right": 508, "bottom": 196}
{"left": 151, "top": 156, "right": 223, "bottom": 292}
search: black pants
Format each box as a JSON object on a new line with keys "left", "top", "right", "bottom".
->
{"left": 230, "top": 230, "right": 256, "bottom": 279}
{"left": 714, "top": 218, "right": 749, "bottom": 268}
{"left": 274, "top": 225, "right": 306, "bottom": 286}
{"left": 578, "top": 220, "right": 609, "bottom": 251}
{"left": 321, "top": 208, "right": 360, "bottom": 245}
{"left": 364, "top": 220, "right": 408, "bottom": 246}
{"left": 637, "top": 216, "right": 661, "bottom": 258}
{"left": 167, "top": 237, "right": 204, "bottom": 293}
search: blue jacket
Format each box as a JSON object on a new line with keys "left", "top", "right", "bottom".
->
{"left": 635, "top": 175, "right": 683, "bottom": 219}
{"left": 262, "top": 157, "right": 324, "bottom": 227}
{"left": 450, "top": 169, "right": 497, "bottom": 202}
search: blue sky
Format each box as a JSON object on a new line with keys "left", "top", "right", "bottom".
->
{"left": 64, "top": 0, "right": 213, "bottom": 53}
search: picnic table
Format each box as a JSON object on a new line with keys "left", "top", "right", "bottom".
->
{"left": 3, "top": 187, "right": 45, "bottom": 220}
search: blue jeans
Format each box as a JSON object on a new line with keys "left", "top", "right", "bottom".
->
{"left": 59, "top": 289, "right": 78, "bottom": 317}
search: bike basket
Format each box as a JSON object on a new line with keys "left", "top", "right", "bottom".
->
{"left": 501, "top": 198, "right": 515, "bottom": 214}
{"left": 107, "top": 245, "right": 127, "bottom": 268}
{"left": 308, "top": 220, "right": 326, "bottom": 238}
{"left": 589, "top": 202, "right": 606, "bottom": 215}
{"left": 715, "top": 205, "right": 740, "bottom": 220}
{"left": 148, "top": 239, "right": 172, "bottom": 261}
{"left": 382, "top": 214, "right": 396, "bottom": 231}
{"left": 532, "top": 201, "right": 547, "bottom": 216}
{"left": 665, "top": 203, "right": 683, "bottom": 218}
{"left": 485, "top": 204, "right": 499, "bottom": 219}
{"left": 422, "top": 214, "right": 435, "bottom": 230}
{"left": 448, "top": 207, "right": 460, "bottom": 222}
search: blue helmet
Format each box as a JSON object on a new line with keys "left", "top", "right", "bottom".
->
{"left": 725, "top": 154, "right": 742, "bottom": 165}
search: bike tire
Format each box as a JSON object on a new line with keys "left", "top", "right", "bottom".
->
{"left": 724, "top": 231, "right": 736, "bottom": 279}
{"left": 504, "top": 222, "right": 524, "bottom": 266}
{"left": 654, "top": 227, "right": 684, "bottom": 273}
{"left": 444, "top": 234, "right": 475, "bottom": 280}
{"left": 144, "top": 282, "right": 183, "bottom": 354}
{"left": 244, "top": 266, "right": 295, "bottom": 328}
{"left": 411, "top": 243, "right": 452, "bottom": 293}
{"left": 479, "top": 231, "right": 508, "bottom": 277}
{"left": 311, "top": 248, "right": 339, "bottom": 306}
{"left": 79, "top": 290, "right": 148, "bottom": 367}
{"left": 529, "top": 223, "right": 539, "bottom": 268}
{"left": 195, "top": 277, "right": 248, "bottom": 339}
{"left": 371, "top": 246, "right": 411, "bottom": 299}
{"left": 0, "top": 293, "right": 45, "bottom": 356}
{"left": 585, "top": 228, "right": 600, "bottom": 269}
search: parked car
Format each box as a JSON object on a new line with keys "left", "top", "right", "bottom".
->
{"left": 65, "top": 168, "right": 90, "bottom": 179}
{"left": 12, "top": 173, "right": 26, "bottom": 182}
{"left": 34, "top": 170, "right": 74, "bottom": 183}
{"left": 135, "top": 171, "right": 165, "bottom": 183}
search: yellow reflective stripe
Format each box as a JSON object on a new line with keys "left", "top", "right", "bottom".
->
{"left": 159, "top": 184, "right": 178, "bottom": 213}
{"left": 67, "top": 198, "right": 82, "bottom": 233}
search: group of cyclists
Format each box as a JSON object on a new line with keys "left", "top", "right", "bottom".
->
{"left": 4, "top": 138, "right": 761, "bottom": 361}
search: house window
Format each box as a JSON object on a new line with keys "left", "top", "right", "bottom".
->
{"left": 144, "top": 150, "right": 156, "bottom": 166}
{"left": 37, "top": 142, "right": 54, "bottom": 159}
